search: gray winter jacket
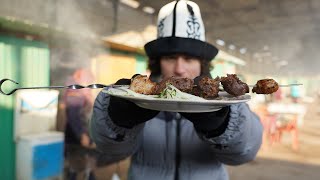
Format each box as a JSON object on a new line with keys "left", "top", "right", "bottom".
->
{"left": 89, "top": 91, "right": 263, "bottom": 180}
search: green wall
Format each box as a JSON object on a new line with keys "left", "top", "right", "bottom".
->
{"left": 0, "top": 35, "right": 50, "bottom": 180}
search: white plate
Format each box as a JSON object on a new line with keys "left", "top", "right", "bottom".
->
{"left": 102, "top": 88, "right": 251, "bottom": 112}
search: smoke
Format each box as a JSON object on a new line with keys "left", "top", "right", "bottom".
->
{"left": 49, "top": 0, "right": 110, "bottom": 85}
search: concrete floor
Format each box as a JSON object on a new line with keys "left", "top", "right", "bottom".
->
{"left": 228, "top": 98, "right": 320, "bottom": 180}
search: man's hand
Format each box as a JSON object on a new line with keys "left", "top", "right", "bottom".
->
{"left": 108, "top": 77, "right": 159, "bottom": 128}
{"left": 181, "top": 106, "right": 230, "bottom": 137}
{"left": 80, "top": 133, "right": 91, "bottom": 147}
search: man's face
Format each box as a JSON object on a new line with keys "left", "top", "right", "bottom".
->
{"left": 160, "top": 54, "right": 201, "bottom": 79}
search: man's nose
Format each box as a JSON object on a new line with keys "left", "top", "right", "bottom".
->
{"left": 174, "top": 57, "right": 186, "bottom": 76}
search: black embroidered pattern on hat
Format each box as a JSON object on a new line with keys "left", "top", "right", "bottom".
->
{"left": 144, "top": 1, "right": 219, "bottom": 61}
{"left": 158, "top": 18, "right": 165, "bottom": 37}
{"left": 186, "top": 4, "right": 201, "bottom": 39}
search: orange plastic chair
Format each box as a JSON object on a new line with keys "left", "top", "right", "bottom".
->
{"left": 269, "top": 114, "right": 299, "bottom": 151}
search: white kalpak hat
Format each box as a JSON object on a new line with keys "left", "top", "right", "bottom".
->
{"left": 144, "top": 0, "right": 218, "bottom": 61}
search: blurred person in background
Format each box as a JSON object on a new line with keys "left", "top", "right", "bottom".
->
{"left": 64, "top": 68, "right": 97, "bottom": 180}
{"left": 274, "top": 87, "right": 283, "bottom": 101}
{"left": 90, "top": 1, "right": 263, "bottom": 180}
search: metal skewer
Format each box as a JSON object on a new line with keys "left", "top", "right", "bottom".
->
{"left": 278, "top": 83, "right": 303, "bottom": 87}
{"left": 247, "top": 83, "right": 303, "bottom": 87}
{"left": 0, "top": 78, "right": 128, "bottom": 96}
{"left": 0, "top": 78, "right": 303, "bottom": 96}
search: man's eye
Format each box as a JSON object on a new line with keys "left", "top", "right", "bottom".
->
{"left": 184, "top": 57, "right": 194, "bottom": 62}
{"left": 163, "top": 56, "right": 177, "bottom": 61}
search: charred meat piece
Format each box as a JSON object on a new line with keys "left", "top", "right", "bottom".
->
{"left": 221, "top": 74, "right": 249, "bottom": 96}
{"left": 192, "top": 76, "right": 220, "bottom": 99}
{"left": 129, "top": 75, "right": 157, "bottom": 95}
{"left": 252, "top": 79, "right": 279, "bottom": 94}
{"left": 154, "top": 76, "right": 194, "bottom": 94}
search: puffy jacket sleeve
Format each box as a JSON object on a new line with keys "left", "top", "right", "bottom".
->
{"left": 198, "top": 103, "right": 263, "bottom": 166}
{"left": 89, "top": 90, "right": 144, "bottom": 163}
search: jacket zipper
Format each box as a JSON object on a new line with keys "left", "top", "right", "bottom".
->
{"left": 174, "top": 118, "right": 181, "bottom": 180}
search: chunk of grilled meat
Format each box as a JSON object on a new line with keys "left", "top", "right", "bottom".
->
{"left": 129, "top": 75, "right": 157, "bottom": 95}
{"left": 221, "top": 74, "right": 249, "bottom": 96}
{"left": 192, "top": 76, "right": 220, "bottom": 99}
{"left": 252, "top": 79, "right": 279, "bottom": 94}
{"left": 154, "top": 76, "right": 194, "bottom": 94}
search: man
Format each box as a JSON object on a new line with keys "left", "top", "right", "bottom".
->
{"left": 64, "top": 69, "right": 96, "bottom": 180}
{"left": 89, "top": 1, "right": 262, "bottom": 180}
